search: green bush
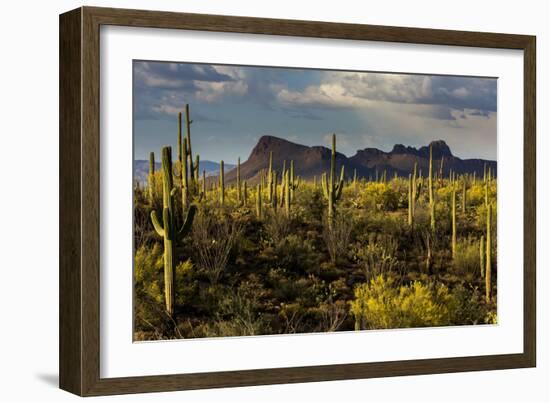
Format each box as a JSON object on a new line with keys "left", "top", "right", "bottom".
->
{"left": 350, "top": 275, "right": 457, "bottom": 330}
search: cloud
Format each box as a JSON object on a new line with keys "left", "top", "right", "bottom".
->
{"left": 134, "top": 62, "right": 233, "bottom": 90}
{"left": 274, "top": 71, "right": 496, "bottom": 121}
{"left": 134, "top": 62, "right": 252, "bottom": 119}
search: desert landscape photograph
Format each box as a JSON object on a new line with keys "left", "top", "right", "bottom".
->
{"left": 132, "top": 61, "right": 497, "bottom": 340}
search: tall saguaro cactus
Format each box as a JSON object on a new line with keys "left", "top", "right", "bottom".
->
{"left": 428, "top": 145, "right": 436, "bottom": 232}
{"left": 150, "top": 146, "right": 197, "bottom": 316}
{"left": 284, "top": 169, "right": 291, "bottom": 217}
{"left": 148, "top": 152, "right": 155, "bottom": 205}
{"left": 219, "top": 160, "right": 225, "bottom": 205}
{"left": 408, "top": 174, "right": 413, "bottom": 227}
{"left": 451, "top": 187, "right": 457, "bottom": 259}
{"left": 462, "top": 179, "right": 467, "bottom": 213}
{"left": 267, "top": 151, "right": 274, "bottom": 203}
{"left": 322, "top": 134, "right": 345, "bottom": 226}
{"left": 185, "top": 104, "right": 195, "bottom": 189}
{"left": 485, "top": 204, "right": 492, "bottom": 302}
{"left": 256, "top": 183, "right": 262, "bottom": 219}
{"left": 289, "top": 160, "right": 299, "bottom": 201}
{"left": 180, "top": 138, "right": 189, "bottom": 210}
{"left": 479, "top": 235, "right": 485, "bottom": 279}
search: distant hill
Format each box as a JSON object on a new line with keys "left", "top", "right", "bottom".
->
{"left": 134, "top": 160, "right": 235, "bottom": 184}
{"left": 222, "top": 135, "right": 496, "bottom": 184}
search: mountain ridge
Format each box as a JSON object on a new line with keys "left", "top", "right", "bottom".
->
{"left": 223, "top": 135, "right": 496, "bottom": 183}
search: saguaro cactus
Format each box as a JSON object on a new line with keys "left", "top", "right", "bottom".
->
{"left": 479, "top": 235, "right": 485, "bottom": 279}
{"left": 322, "top": 134, "right": 345, "bottom": 226}
{"left": 408, "top": 174, "right": 413, "bottom": 227}
{"left": 148, "top": 152, "right": 155, "bottom": 205}
{"left": 451, "top": 187, "right": 457, "bottom": 259}
{"left": 237, "top": 157, "right": 242, "bottom": 204}
{"left": 150, "top": 146, "right": 197, "bottom": 316}
{"left": 202, "top": 169, "right": 206, "bottom": 197}
{"left": 243, "top": 181, "right": 248, "bottom": 206}
{"left": 428, "top": 145, "right": 436, "bottom": 232}
{"left": 185, "top": 104, "right": 195, "bottom": 189}
{"left": 256, "top": 183, "right": 262, "bottom": 219}
{"left": 462, "top": 179, "right": 467, "bottom": 213}
{"left": 219, "top": 160, "right": 225, "bottom": 205}
{"left": 180, "top": 138, "right": 189, "bottom": 210}
{"left": 267, "top": 151, "right": 274, "bottom": 203}
{"left": 271, "top": 171, "right": 278, "bottom": 210}
{"left": 284, "top": 169, "right": 291, "bottom": 217}
{"left": 485, "top": 204, "right": 492, "bottom": 302}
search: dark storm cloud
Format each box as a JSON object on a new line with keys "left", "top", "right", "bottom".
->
{"left": 134, "top": 61, "right": 234, "bottom": 90}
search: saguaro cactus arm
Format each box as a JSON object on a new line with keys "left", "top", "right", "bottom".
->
{"left": 150, "top": 210, "right": 165, "bottom": 237}
{"left": 178, "top": 205, "right": 197, "bottom": 236}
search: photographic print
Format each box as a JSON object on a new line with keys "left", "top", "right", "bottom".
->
{"left": 133, "top": 60, "right": 498, "bottom": 341}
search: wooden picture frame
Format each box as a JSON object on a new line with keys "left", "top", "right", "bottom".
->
{"left": 59, "top": 6, "right": 536, "bottom": 396}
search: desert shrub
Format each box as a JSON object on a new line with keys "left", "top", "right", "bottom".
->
{"left": 322, "top": 213, "right": 353, "bottom": 264}
{"left": 134, "top": 244, "right": 176, "bottom": 338}
{"left": 192, "top": 210, "right": 244, "bottom": 285}
{"left": 453, "top": 237, "right": 481, "bottom": 277}
{"left": 263, "top": 210, "right": 292, "bottom": 245}
{"left": 350, "top": 275, "right": 457, "bottom": 330}
{"left": 450, "top": 283, "right": 487, "bottom": 325}
{"left": 355, "top": 235, "right": 400, "bottom": 282}
{"left": 203, "top": 280, "right": 271, "bottom": 337}
{"left": 359, "top": 183, "right": 400, "bottom": 211}
{"left": 272, "top": 234, "right": 320, "bottom": 273}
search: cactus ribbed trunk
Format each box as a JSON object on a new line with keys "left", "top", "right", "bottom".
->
{"left": 202, "top": 170, "right": 206, "bottom": 199}
{"left": 267, "top": 151, "right": 273, "bottom": 203}
{"left": 181, "top": 138, "right": 189, "bottom": 210}
{"left": 408, "top": 174, "right": 413, "bottom": 227}
{"left": 237, "top": 157, "right": 242, "bottom": 204}
{"left": 480, "top": 235, "right": 485, "bottom": 279}
{"left": 151, "top": 146, "right": 190, "bottom": 317}
{"left": 485, "top": 204, "right": 492, "bottom": 302}
{"left": 243, "top": 181, "right": 248, "bottom": 206}
{"left": 219, "top": 160, "right": 225, "bottom": 205}
{"left": 428, "top": 145, "right": 435, "bottom": 232}
{"left": 451, "top": 188, "right": 457, "bottom": 259}
{"left": 256, "top": 183, "right": 262, "bottom": 219}
{"left": 185, "top": 104, "right": 194, "bottom": 190}
{"left": 272, "top": 171, "right": 278, "bottom": 211}
{"left": 284, "top": 170, "right": 291, "bottom": 217}
{"left": 322, "top": 134, "right": 344, "bottom": 228}
{"left": 462, "top": 179, "right": 467, "bottom": 213}
{"left": 148, "top": 152, "right": 155, "bottom": 205}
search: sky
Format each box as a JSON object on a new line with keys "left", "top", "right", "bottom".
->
{"left": 133, "top": 60, "right": 497, "bottom": 164}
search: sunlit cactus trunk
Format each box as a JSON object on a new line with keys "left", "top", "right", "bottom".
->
{"left": 479, "top": 235, "right": 485, "bottom": 279}
{"left": 237, "top": 157, "right": 242, "bottom": 204}
{"left": 451, "top": 187, "right": 457, "bottom": 259}
{"left": 284, "top": 169, "right": 291, "bottom": 217}
{"left": 202, "top": 169, "right": 206, "bottom": 199}
{"left": 219, "top": 160, "right": 225, "bottom": 205}
{"left": 485, "top": 204, "right": 492, "bottom": 302}
{"left": 243, "top": 181, "right": 248, "bottom": 206}
{"left": 185, "top": 104, "right": 195, "bottom": 190}
{"left": 180, "top": 138, "right": 189, "bottom": 210}
{"left": 462, "top": 179, "right": 467, "bottom": 213}
{"left": 408, "top": 174, "right": 413, "bottom": 227}
{"left": 256, "top": 183, "right": 262, "bottom": 219}
{"left": 148, "top": 152, "right": 155, "bottom": 205}
{"left": 322, "top": 134, "right": 345, "bottom": 227}
{"left": 289, "top": 160, "right": 298, "bottom": 201}
{"left": 428, "top": 145, "right": 436, "bottom": 233}
{"left": 271, "top": 171, "right": 278, "bottom": 211}
{"left": 150, "top": 147, "right": 197, "bottom": 316}
{"left": 267, "top": 151, "right": 274, "bottom": 203}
